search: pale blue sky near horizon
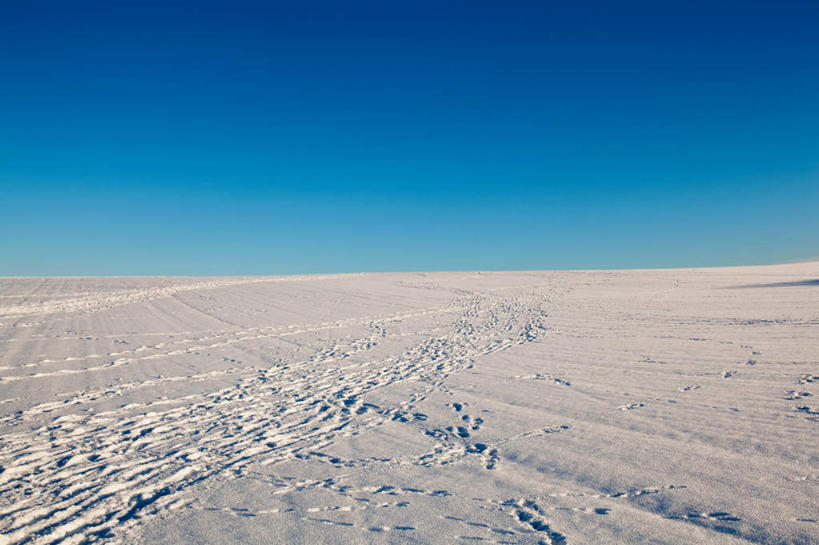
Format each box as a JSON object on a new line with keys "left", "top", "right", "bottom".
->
{"left": 1, "top": 1, "right": 817, "bottom": 275}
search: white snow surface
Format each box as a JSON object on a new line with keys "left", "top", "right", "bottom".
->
{"left": 0, "top": 264, "right": 817, "bottom": 544}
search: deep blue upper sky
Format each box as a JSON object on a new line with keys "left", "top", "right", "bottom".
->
{"left": 1, "top": 1, "right": 817, "bottom": 275}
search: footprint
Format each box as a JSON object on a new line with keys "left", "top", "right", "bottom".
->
{"left": 640, "top": 355, "right": 666, "bottom": 365}
{"left": 671, "top": 509, "right": 742, "bottom": 535}
{"left": 784, "top": 390, "right": 811, "bottom": 400}
{"left": 425, "top": 429, "right": 448, "bottom": 439}
{"left": 459, "top": 414, "right": 484, "bottom": 431}
{"left": 486, "top": 449, "right": 500, "bottom": 470}
{"left": 516, "top": 373, "right": 571, "bottom": 386}
{"left": 619, "top": 401, "right": 646, "bottom": 411}
{"left": 511, "top": 504, "right": 566, "bottom": 544}
{"left": 679, "top": 385, "right": 701, "bottom": 392}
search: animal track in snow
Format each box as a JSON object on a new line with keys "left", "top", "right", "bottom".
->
{"left": 797, "top": 374, "right": 817, "bottom": 385}
{"left": 667, "top": 510, "right": 743, "bottom": 536}
{"left": 619, "top": 401, "right": 646, "bottom": 411}
{"left": 785, "top": 390, "right": 811, "bottom": 400}
{"left": 514, "top": 373, "right": 571, "bottom": 386}
{"left": 0, "top": 288, "right": 554, "bottom": 544}
{"left": 679, "top": 384, "right": 701, "bottom": 392}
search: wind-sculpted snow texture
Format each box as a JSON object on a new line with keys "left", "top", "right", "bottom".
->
{"left": 0, "top": 265, "right": 817, "bottom": 545}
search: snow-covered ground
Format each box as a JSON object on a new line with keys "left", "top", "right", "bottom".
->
{"left": 1, "top": 264, "right": 817, "bottom": 545}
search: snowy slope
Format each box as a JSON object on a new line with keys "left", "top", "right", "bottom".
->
{"left": 1, "top": 264, "right": 817, "bottom": 544}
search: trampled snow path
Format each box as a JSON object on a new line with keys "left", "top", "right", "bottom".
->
{"left": 0, "top": 266, "right": 817, "bottom": 544}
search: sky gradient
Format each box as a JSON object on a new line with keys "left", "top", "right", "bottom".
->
{"left": 1, "top": 1, "right": 818, "bottom": 275}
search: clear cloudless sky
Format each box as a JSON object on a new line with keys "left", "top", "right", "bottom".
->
{"left": 1, "top": 1, "right": 818, "bottom": 275}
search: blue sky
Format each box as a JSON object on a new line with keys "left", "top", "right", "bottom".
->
{"left": 1, "top": 1, "right": 817, "bottom": 275}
